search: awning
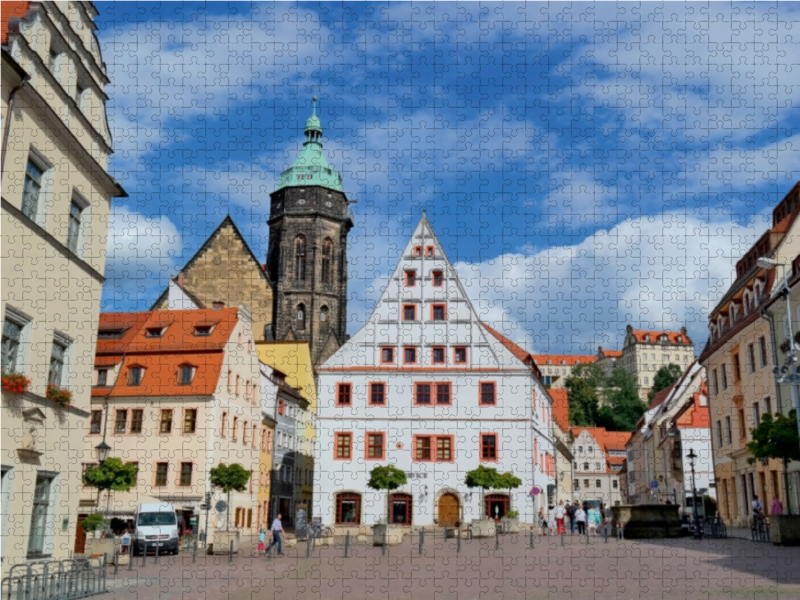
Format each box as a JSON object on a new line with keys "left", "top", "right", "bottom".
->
{"left": 91, "top": 492, "right": 165, "bottom": 517}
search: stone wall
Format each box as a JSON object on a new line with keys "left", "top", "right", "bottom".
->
{"left": 611, "top": 505, "right": 683, "bottom": 539}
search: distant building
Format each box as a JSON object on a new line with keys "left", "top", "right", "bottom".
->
{"left": 570, "top": 428, "right": 627, "bottom": 507}
{"left": 596, "top": 348, "right": 622, "bottom": 376}
{"left": 549, "top": 389, "right": 575, "bottom": 503}
{"left": 530, "top": 355, "right": 597, "bottom": 389}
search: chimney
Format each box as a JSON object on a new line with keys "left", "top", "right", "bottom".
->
{"left": 213, "top": 301, "right": 225, "bottom": 310}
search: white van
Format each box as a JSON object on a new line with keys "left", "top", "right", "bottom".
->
{"left": 134, "top": 502, "right": 179, "bottom": 556}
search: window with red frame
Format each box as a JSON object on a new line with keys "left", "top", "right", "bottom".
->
{"left": 404, "top": 347, "right": 417, "bottom": 364}
{"left": 481, "top": 433, "right": 498, "bottom": 461}
{"left": 367, "top": 433, "right": 385, "bottom": 459}
{"left": 454, "top": 347, "right": 467, "bottom": 364}
{"left": 402, "top": 305, "right": 417, "bottom": 321}
{"left": 415, "top": 436, "right": 431, "bottom": 460}
{"left": 278, "top": 399, "right": 284, "bottom": 415}
{"left": 425, "top": 246, "right": 434, "bottom": 258}
{"left": 432, "top": 347, "right": 445, "bottom": 364}
{"left": 337, "top": 383, "right": 352, "bottom": 406}
{"left": 404, "top": 271, "right": 416, "bottom": 286}
{"left": 335, "top": 433, "right": 352, "bottom": 459}
{"left": 369, "top": 382, "right": 386, "bottom": 405}
{"left": 432, "top": 304, "right": 446, "bottom": 321}
{"left": 480, "top": 382, "right": 496, "bottom": 405}
{"left": 435, "top": 383, "right": 451, "bottom": 405}
{"left": 415, "top": 383, "right": 431, "bottom": 405}
{"left": 414, "top": 435, "right": 452, "bottom": 461}
{"left": 432, "top": 270, "right": 443, "bottom": 287}
{"left": 381, "top": 347, "right": 395, "bottom": 363}
{"left": 436, "top": 436, "right": 452, "bottom": 461}
{"left": 412, "top": 246, "right": 422, "bottom": 257}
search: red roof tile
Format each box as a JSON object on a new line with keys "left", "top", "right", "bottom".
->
{"left": 530, "top": 354, "right": 596, "bottom": 366}
{"left": 630, "top": 330, "right": 692, "bottom": 345}
{"left": 649, "top": 383, "right": 676, "bottom": 409}
{"left": 548, "top": 389, "right": 570, "bottom": 431}
{"left": 1, "top": 2, "right": 30, "bottom": 45}
{"left": 480, "top": 322, "right": 530, "bottom": 363}
{"left": 599, "top": 349, "right": 623, "bottom": 358}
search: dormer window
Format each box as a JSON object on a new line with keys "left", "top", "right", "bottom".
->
{"left": 178, "top": 365, "right": 195, "bottom": 386}
{"left": 128, "top": 366, "right": 144, "bottom": 386}
{"left": 96, "top": 369, "right": 108, "bottom": 387}
{"left": 194, "top": 326, "right": 213, "bottom": 337}
{"left": 98, "top": 329, "right": 123, "bottom": 340}
{"left": 146, "top": 327, "right": 165, "bottom": 338}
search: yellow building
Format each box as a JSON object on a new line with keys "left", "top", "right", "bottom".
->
{"left": 257, "top": 415, "right": 276, "bottom": 528}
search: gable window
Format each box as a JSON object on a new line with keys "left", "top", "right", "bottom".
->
{"left": 432, "top": 304, "right": 446, "bottom": 321}
{"left": 296, "top": 304, "right": 306, "bottom": 329}
{"left": 425, "top": 246, "right": 434, "bottom": 258}
{"left": 454, "top": 347, "right": 467, "bottom": 364}
{"left": 294, "top": 235, "right": 307, "bottom": 281}
{"left": 432, "top": 347, "right": 445, "bottom": 364}
{"left": 369, "top": 382, "right": 386, "bottom": 405}
{"left": 336, "top": 383, "right": 352, "bottom": 407}
{"left": 321, "top": 238, "right": 333, "bottom": 284}
{"left": 22, "top": 159, "right": 44, "bottom": 221}
{"left": 131, "top": 409, "right": 143, "bottom": 434}
{"left": 412, "top": 246, "right": 422, "bottom": 257}
{"left": 90, "top": 410, "right": 102, "bottom": 434}
{"left": 402, "top": 305, "right": 417, "bottom": 321}
{"left": 366, "top": 432, "right": 385, "bottom": 459}
{"left": 179, "top": 365, "right": 194, "bottom": 385}
{"left": 415, "top": 383, "right": 432, "bottom": 405}
{"left": 380, "top": 347, "right": 395, "bottom": 364}
{"left": 436, "top": 383, "right": 451, "bottom": 405}
{"left": 114, "top": 410, "right": 127, "bottom": 434}
{"left": 160, "top": 409, "right": 173, "bottom": 434}
{"left": 480, "top": 382, "right": 496, "bottom": 405}
{"left": 404, "top": 347, "right": 417, "bottom": 364}
{"left": 184, "top": 409, "right": 197, "bottom": 433}
{"left": 405, "top": 271, "right": 416, "bottom": 287}
{"left": 334, "top": 432, "right": 352, "bottom": 459}
{"left": 432, "top": 271, "right": 443, "bottom": 287}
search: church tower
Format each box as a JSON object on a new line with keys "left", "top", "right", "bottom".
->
{"left": 267, "top": 98, "right": 354, "bottom": 365}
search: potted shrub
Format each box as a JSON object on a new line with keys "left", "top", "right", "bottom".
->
{"left": 2, "top": 372, "right": 30, "bottom": 394}
{"left": 367, "top": 465, "right": 408, "bottom": 546}
{"left": 501, "top": 510, "right": 521, "bottom": 534}
{"left": 497, "top": 472, "right": 523, "bottom": 532}
{"left": 465, "top": 465, "right": 499, "bottom": 538}
{"left": 208, "top": 463, "right": 250, "bottom": 554}
{"left": 82, "top": 513, "right": 116, "bottom": 558}
{"left": 46, "top": 384, "right": 72, "bottom": 408}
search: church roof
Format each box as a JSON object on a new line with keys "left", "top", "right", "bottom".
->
{"left": 276, "top": 99, "right": 344, "bottom": 193}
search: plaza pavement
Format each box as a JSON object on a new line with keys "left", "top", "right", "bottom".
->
{"left": 100, "top": 531, "right": 800, "bottom": 600}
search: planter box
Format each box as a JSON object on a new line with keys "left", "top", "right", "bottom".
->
{"left": 316, "top": 535, "right": 335, "bottom": 546}
{"left": 611, "top": 505, "right": 682, "bottom": 539}
{"left": 372, "top": 524, "right": 405, "bottom": 546}
{"left": 115, "top": 553, "right": 130, "bottom": 566}
{"left": 84, "top": 537, "right": 117, "bottom": 560}
{"left": 770, "top": 515, "right": 800, "bottom": 546}
{"left": 212, "top": 530, "right": 241, "bottom": 555}
{"left": 501, "top": 517, "right": 521, "bottom": 534}
{"left": 470, "top": 519, "right": 496, "bottom": 538}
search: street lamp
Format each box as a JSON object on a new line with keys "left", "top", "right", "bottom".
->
{"left": 94, "top": 441, "right": 112, "bottom": 464}
{"left": 687, "top": 448, "right": 701, "bottom": 539}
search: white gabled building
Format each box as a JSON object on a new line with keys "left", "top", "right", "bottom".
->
{"left": 314, "top": 215, "right": 556, "bottom": 530}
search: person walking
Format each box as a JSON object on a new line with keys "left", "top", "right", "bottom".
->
{"left": 258, "top": 525, "right": 268, "bottom": 552}
{"left": 547, "top": 506, "right": 557, "bottom": 535}
{"left": 567, "top": 501, "right": 577, "bottom": 535}
{"left": 770, "top": 494, "right": 784, "bottom": 516}
{"left": 265, "top": 514, "right": 284, "bottom": 555}
{"left": 588, "top": 505, "right": 600, "bottom": 535}
{"left": 575, "top": 505, "right": 587, "bottom": 535}
{"left": 554, "top": 501, "right": 567, "bottom": 534}
{"left": 538, "top": 507, "right": 547, "bottom": 536}
{"left": 602, "top": 503, "right": 614, "bottom": 538}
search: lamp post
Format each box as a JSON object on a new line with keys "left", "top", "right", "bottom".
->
{"left": 95, "top": 441, "right": 112, "bottom": 464}
{"left": 687, "top": 448, "right": 701, "bottom": 539}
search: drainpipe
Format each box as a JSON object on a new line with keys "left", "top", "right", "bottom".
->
{"left": 760, "top": 307, "right": 784, "bottom": 414}
{"left": 1, "top": 75, "right": 29, "bottom": 177}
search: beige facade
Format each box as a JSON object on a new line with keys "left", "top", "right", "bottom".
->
{"left": 1, "top": 1, "right": 125, "bottom": 574}
{"left": 570, "top": 428, "right": 625, "bottom": 507}
{"left": 700, "top": 183, "right": 800, "bottom": 527}
{"left": 532, "top": 355, "right": 596, "bottom": 389}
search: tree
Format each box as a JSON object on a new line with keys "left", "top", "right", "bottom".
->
{"left": 465, "top": 465, "right": 500, "bottom": 519}
{"left": 747, "top": 410, "right": 800, "bottom": 515}
{"left": 596, "top": 368, "right": 648, "bottom": 432}
{"left": 565, "top": 363, "right": 605, "bottom": 426}
{"left": 648, "top": 364, "right": 684, "bottom": 401}
{"left": 209, "top": 463, "right": 251, "bottom": 531}
{"left": 367, "top": 465, "right": 408, "bottom": 524}
{"left": 496, "top": 472, "right": 522, "bottom": 517}
{"left": 81, "top": 512, "right": 107, "bottom": 534}
{"left": 82, "top": 458, "right": 138, "bottom": 510}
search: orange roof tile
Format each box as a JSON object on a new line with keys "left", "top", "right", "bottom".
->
{"left": 530, "top": 355, "right": 596, "bottom": 367}
{"left": 480, "top": 322, "right": 531, "bottom": 363}
{"left": 649, "top": 383, "right": 675, "bottom": 409}
{"left": 630, "top": 330, "right": 692, "bottom": 345}
{"left": 548, "top": 389, "right": 570, "bottom": 431}
{"left": 1, "top": 2, "right": 30, "bottom": 45}
{"left": 570, "top": 427, "right": 630, "bottom": 454}
{"left": 600, "top": 350, "right": 623, "bottom": 358}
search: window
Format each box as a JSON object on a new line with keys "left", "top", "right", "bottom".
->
{"left": 335, "top": 492, "right": 361, "bottom": 525}
{"left": 294, "top": 235, "right": 307, "bottom": 281}
{"left": 128, "top": 366, "right": 143, "bottom": 386}
{"left": 425, "top": 246, "right": 434, "bottom": 258}
{"left": 435, "top": 382, "right": 451, "bottom": 405}
{"left": 404, "top": 347, "right": 417, "bottom": 364}
{"left": 405, "top": 271, "right": 416, "bottom": 287}
{"left": 243, "top": 421, "right": 249, "bottom": 445}
{"left": 454, "top": 347, "right": 467, "bottom": 364}
{"left": 733, "top": 354, "right": 741, "bottom": 381}
{"left": 480, "top": 382, "right": 496, "bottom": 405}
{"left": 431, "top": 304, "right": 446, "bottom": 321}
{"left": 432, "top": 271, "right": 443, "bottom": 287}
{"left": 179, "top": 463, "right": 193, "bottom": 486}
{"left": 759, "top": 336, "right": 768, "bottom": 367}
{"left": 716, "top": 420, "right": 723, "bottom": 446}
{"left": 415, "top": 436, "right": 431, "bottom": 461}
{"left": 738, "top": 409, "right": 746, "bottom": 439}
{"left": 184, "top": 409, "right": 197, "bottom": 433}
{"left": 296, "top": 304, "right": 306, "bottom": 329}
{"left": 596, "top": 479, "right": 602, "bottom": 488}
{"left": 747, "top": 344, "right": 756, "bottom": 373}
{"left": 179, "top": 365, "right": 193, "bottom": 385}
{"left": 66, "top": 200, "right": 83, "bottom": 253}
{"left": 145, "top": 327, "right": 164, "bottom": 338}
{"left": 129, "top": 409, "right": 143, "bottom": 434}
{"left": 595, "top": 462, "right": 601, "bottom": 470}
{"left": 366, "top": 432, "right": 385, "bottom": 459}
{"left": 232, "top": 417, "right": 238, "bottom": 442}
{"left": 721, "top": 364, "right": 728, "bottom": 390}
{"left": 583, "top": 463, "right": 589, "bottom": 470}
{"left": 335, "top": 432, "right": 352, "bottom": 459}
{"left": 381, "top": 347, "right": 395, "bottom": 364}
{"left": 96, "top": 369, "right": 108, "bottom": 387}
{"left": 432, "top": 347, "right": 445, "bottom": 364}
{"left": 320, "top": 306, "right": 329, "bottom": 323}
{"left": 155, "top": 463, "right": 168, "bottom": 487}
{"left": 336, "top": 383, "right": 352, "bottom": 406}
{"left": 711, "top": 369, "right": 719, "bottom": 396}
{"left": 403, "top": 305, "right": 417, "bottom": 321}
{"left": 612, "top": 480, "right": 618, "bottom": 489}
{"left": 481, "top": 433, "right": 498, "bottom": 461}
{"left": 412, "top": 246, "right": 422, "bottom": 257}
{"left": 369, "top": 382, "right": 385, "bottom": 405}
{"left": 221, "top": 412, "right": 227, "bottom": 437}
{"left": 321, "top": 238, "right": 333, "bottom": 284}
{"left": 27, "top": 473, "right": 54, "bottom": 557}
{"left": 22, "top": 159, "right": 43, "bottom": 221}
{"left": 415, "top": 383, "right": 432, "bottom": 405}
{"left": 753, "top": 402, "right": 761, "bottom": 427}
{"left": 114, "top": 410, "right": 127, "bottom": 434}
{"left": 48, "top": 339, "right": 67, "bottom": 386}
{"left": 194, "top": 326, "right": 212, "bottom": 336}
{"left": 764, "top": 396, "right": 772, "bottom": 416}
{"left": 160, "top": 409, "right": 173, "bottom": 434}
{"left": 47, "top": 45, "right": 59, "bottom": 70}
{"left": 90, "top": 410, "right": 102, "bottom": 434}
{"left": 584, "top": 479, "right": 590, "bottom": 488}
{"left": 725, "top": 416, "right": 732, "bottom": 444}
{"left": 436, "top": 436, "right": 452, "bottom": 461}
{"left": 278, "top": 399, "right": 284, "bottom": 416}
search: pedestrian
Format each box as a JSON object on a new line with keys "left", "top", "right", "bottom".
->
{"left": 265, "top": 514, "right": 284, "bottom": 555}
{"left": 554, "top": 501, "right": 567, "bottom": 534}
{"left": 538, "top": 507, "right": 547, "bottom": 536}
{"left": 770, "top": 494, "right": 784, "bottom": 516}
{"left": 575, "top": 505, "right": 587, "bottom": 535}
{"left": 602, "top": 503, "right": 614, "bottom": 538}
{"left": 567, "top": 501, "right": 577, "bottom": 535}
{"left": 547, "top": 506, "right": 557, "bottom": 535}
{"left": 588, "top": 506, "right": 601, "bottom": 535}
{"left": 258, "top": 525, "right": 267, "bottom": 553}
{"left": 752, "top": 495, "right": 764, "bottom": 517}
{"left": 120, "top": 528, "right": 131, "bottom": 555}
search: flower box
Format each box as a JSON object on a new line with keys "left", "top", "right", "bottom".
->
{"left": 2, "top": 372, "right": 30, "bottom": 394}
{"left": 46, "top": 384, "right": 72, "bottom": 408}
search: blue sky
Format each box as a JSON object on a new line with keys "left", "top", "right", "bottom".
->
{"left": 97, "top": 1, "right": 800, "bottom": 355}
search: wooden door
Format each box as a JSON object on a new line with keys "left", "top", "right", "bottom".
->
{"left": 74, "top": 515, "right": 87, "bottom": 554}
{"left": 438, "top": 494, "right": 459, "bottom": 527}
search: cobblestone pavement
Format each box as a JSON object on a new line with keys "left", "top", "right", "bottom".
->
{"left": 99, "top": 532, "right": 800, "bottom": 600}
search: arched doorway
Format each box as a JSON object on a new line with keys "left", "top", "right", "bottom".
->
{"left": 438, "top": 493, "right": 459, "bottom": 527}
{"left": 390, "top": 493, "right": 412, "bottom": 526}
{"left": 485, "top": 494, "right": 509, "bottom": 521}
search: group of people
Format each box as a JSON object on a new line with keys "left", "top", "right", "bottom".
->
{"left": 538, "top": 500, "right": 614, "bottom": 536}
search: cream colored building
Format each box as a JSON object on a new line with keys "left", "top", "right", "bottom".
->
{"left": 1, "top": 1, "right": 125, "bottom": 574}
{"left": 570, "top": 428, "right": 626, "bottom": 507}
{"left": 700, "top": 183, "right": 800, "bottom": 527}
{"left": 531, "top": 355, "right": 597, "bottom": 389}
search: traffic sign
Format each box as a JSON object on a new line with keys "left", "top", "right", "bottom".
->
{"left": 215, "top": 500, "right": 228, "bottom": 513}
{"left": 530, "top": 486, "right": 541, "bottom": 496}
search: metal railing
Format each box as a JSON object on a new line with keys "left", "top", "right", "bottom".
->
{"left": 703, "top": 515, "right": 728, "bottom": 539}
{"left": 1, "top": 556, "right": 107, "bottom": 600}
{"left": 751, "top": 514, "right": 771, "bottom": 542}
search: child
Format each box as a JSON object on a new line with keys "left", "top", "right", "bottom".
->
{"left": 120, "top": 529, "right": 132, "bottom": 555}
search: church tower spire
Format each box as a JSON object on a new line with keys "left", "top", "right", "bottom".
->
{"left": 267, "top": 98, "right": 354, "bottom": 365}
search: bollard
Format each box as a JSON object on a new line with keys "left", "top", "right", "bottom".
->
{"left": 228, "top": 541, "right": 233, "bottom": 563}
{"left": 529, "top": 528, "right": 534, "bottom": 550}
{"left": 418, "top": 528, "right": 424, "bottom": 556}
{"left": 154, "top": 543, "right": 159, "bottom": 564}
{"left": 495, "top": 526, "right": 499, "bottom": 551}
{"left": 382, "top": 531, "right": 387, "bottom": 557}
{"left": 193, "top": 539, "right": 198, "bottom": 563}
{"left": 344, "top": 532, "right": 350, "bottom": 558}
{"left": 457, "top": 528, "right": 461, "bottom": 555}
{"left": 114, "top": 550, "right": 119, "bottom": 575}
{"left": 561, "top": 530, "right": 564, "bottom": 547}
{"left": 306, "top": 535, "right": 312, "bottom": 559}
{"left": 142, "top": 547, "right": 146, "bottom": 567}
{"left": 128, "top": 547, "right": 134, "bottom": 571}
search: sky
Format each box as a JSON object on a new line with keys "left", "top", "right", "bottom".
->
{"left": 96, "top": 1, "right": 800, "bottom": 355}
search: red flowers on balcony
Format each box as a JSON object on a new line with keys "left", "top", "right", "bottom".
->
{"left": 2, "top": 372, "right": 31, "bottom": 394}
{"left": 46, "top": 384, "right": 72, "bottom": 408}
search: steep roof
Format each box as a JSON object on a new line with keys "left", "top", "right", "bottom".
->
{"left": 480, "top": 322, "right": 530, "bottom": 363}
{"left": 629, "top": 329, "right": 692, "bottom": 345}
{"left": 531, "top": 354, "right": 596, "bottom": 366}
{"left": 648, "top": 383, "right": 676, "bottom": 409}
{"left": 1, "top": 2, "right": 30, "bottom": 45}
{"left": 571, "top": 427, "right": 630, "bottom": 453}
{"left": 598, "top": 348, "right": 622, "bottom": 358}
{"left": 549, "top": 389, "right": 570, "bottom": 431}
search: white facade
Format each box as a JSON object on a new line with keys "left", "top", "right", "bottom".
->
{"left": 314, "top": 215, "right": 555, "bottom": 529}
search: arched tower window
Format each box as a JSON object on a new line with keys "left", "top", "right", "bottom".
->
{"left": 320, "top": 305, "right": 329, "bottom": 323}
{"left": 294, "top": 235, "right": 307, "bottom": 282}
{"left": 297, "top": 304, "right": 306, "bottom": 330}
{"left": 321, "top": 238, "right": 333, "bottom": 284}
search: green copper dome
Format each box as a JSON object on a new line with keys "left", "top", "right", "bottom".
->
{"left": 277, "top": 98, "right": 344, "bottom": 193}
